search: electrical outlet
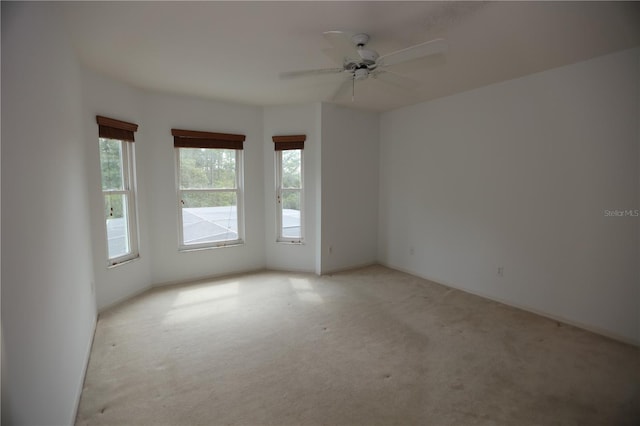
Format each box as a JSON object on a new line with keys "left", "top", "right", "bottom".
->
{"left": 409, "top": 247, "right": 415, "bottom": 255}
{"left": 497, "top": 267, "right": 504, "bottom": 277}
{"left": 328, "top": 245, "right": 333, "bottom": 254}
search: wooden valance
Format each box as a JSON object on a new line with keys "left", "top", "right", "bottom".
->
{"left": 273, "top": 134, "right": 306, "bottom": 151}
{"left": 172, "top": 128, "right": 245, "bottom": 150}
{"left": 96, "top": 115, "right": 138, "bottom": 142}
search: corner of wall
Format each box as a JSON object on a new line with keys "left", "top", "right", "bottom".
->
{"left": 315, "top": 102, "right": 324, "bottom": 275}
{"left": 319, "top": 103, "right": 380, "bottom": 274}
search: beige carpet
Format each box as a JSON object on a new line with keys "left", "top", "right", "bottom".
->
{"left": 76, "top": 265, "right": 639, "bottom": 425}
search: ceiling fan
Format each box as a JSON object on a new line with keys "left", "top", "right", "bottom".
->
{"left": 280, "top": 31, "right": 448, "bottom": 101}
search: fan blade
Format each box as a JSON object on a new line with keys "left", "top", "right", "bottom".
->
{"left": 331, "top": 76, "right": 353, "bottom": 101}
{"left": 323, "top": 31, "right": 359, "bottom": 62}
{"left": 279, "top": 68, "right": 344, "bottom": 79}
{"left": 378, "top": 38, "right": 447, "bottom": 67}
{"left": 372, "top": 70, "right": 420, "bottom": 90}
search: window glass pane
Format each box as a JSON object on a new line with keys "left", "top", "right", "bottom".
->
{"left": 281, "top": 190, "right": 301, "bottom": 238}
{"left": 180, "top": 148, "right": 236, "bottom": 189}
{"left": 281, "top": 149, "right": 301, "bottom": 189}
{"left": 181, "top": 191, "right": 238, "bottom": 244}
{"left": 99, "top": 138, "right": 124, "bottom": 190}
{"left": 105, "top": 193, "right": 130, "bottom": 258}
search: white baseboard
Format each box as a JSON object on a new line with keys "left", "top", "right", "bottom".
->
{"left": 99, "top": 268, "right": 269, "bottom": 313}
{"left": 378, "top": 261, "right": 640, "bottom": 348}
{"left": 264, "top": 265, "right": 316, "bottom": 275}
{"left": 98, "top": 285, "right": 152, "bottom": 313}
{"left": 320, "top": 261, "right": 378, "bottom": 276}
{"left": 151, "top": 267, "right": 268, "bottom": 289}
{"left": 71, "top": 313, "right": 97, "bottom": 424}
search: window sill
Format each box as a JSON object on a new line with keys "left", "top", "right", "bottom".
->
{"left": 179, "top": 241, "right": 245, "bottom": 253}
{"left": 107, "top": 255, "right": 140, "bottom": 269}
{"left": 277, "top": 240, "right": 304, "bottom": 245}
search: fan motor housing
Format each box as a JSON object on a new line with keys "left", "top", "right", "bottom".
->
{"left": 354, "top": 68, "right": 369, "bottom": 80}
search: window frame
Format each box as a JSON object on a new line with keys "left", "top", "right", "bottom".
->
{"left": 274, "top": 135, "right": 305, "bottom": 244}
{"left": 99, "top": 137, "right": 140, "bottom": 266}
{"left": 96, "top": 115, "right": 140, "bottom": 267}
{"left": 175, "top": 147, "right": 245, "bottom": 250}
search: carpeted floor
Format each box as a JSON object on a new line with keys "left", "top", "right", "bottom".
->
{"left": 76, "top": 265, "right": 639, "bottom": 425}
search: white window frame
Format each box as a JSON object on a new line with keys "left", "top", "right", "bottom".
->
{"left": 176, "top": 147, "right": 245, "bottom": 250}
{"left": 276, "top": 149, "right": 304, "bottom": 243}
{"left": 100, "top": 138, "right": 139, "bottom": 266}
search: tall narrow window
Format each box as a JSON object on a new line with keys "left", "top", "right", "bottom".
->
{"left": 274, "top": 135, "right": 305, "bottom": 243}
{"left": 97, "top": 115, "right": 139, "bottom": 266}
{"left": 173, "top": 129, "right": 245, "bottom": 249}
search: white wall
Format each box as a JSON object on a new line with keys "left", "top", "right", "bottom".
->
{"left": 1, "top": 3, "right": 97, "bottom": 424}
{"left": 263, "top": 103, "right": 321, "bottom": 273}
{"left": 81, "top": 69, "right": 153, "bottom": 310}
{"left": 321, "top": 104, "right": 379, "bottom": 274}
{"left": 142, "top": 92, "right": 265, "bottom": 285}
{"left": 379, "top": 48, "right": 640, "bottom": 344}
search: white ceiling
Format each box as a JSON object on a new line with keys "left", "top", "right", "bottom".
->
{"left": 62, "top": 1, "right": 640, "bottom": 112}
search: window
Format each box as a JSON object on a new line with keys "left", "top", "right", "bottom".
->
{"left": 273, "top": 135, "right": 305, "bottom": 243}
{"left": 173, "top": 129, "right": 245, "bottom": 249}
{"left": 96, "top": 116, "right": 139, "bottom": 266}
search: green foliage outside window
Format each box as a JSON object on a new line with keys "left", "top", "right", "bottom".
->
{"left": 282, "top": 190, "right": 300, "bottom": 210}
{"left": 100, "top": 138, "right": 124, "bottom": 190}
{"left": 281, "top": 150, "right": 301, "bottom": 211}
{"left": 182, "top": 191, "right": 236, "bottom": 209}
{"left": 180, "top": 148, "right": 237, "bottom": 207}
{"left": 100, "top": 138, "right": 125, "bottom": 219}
